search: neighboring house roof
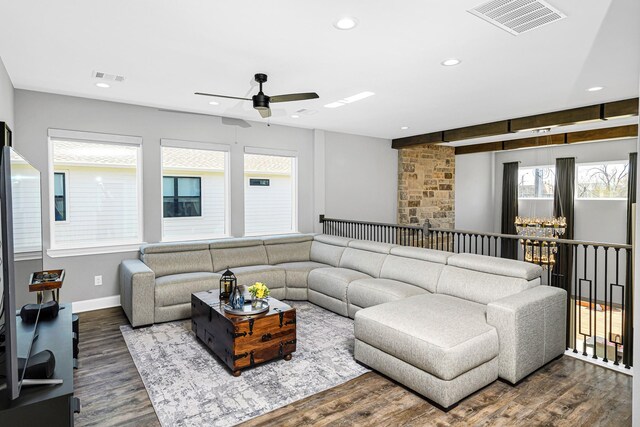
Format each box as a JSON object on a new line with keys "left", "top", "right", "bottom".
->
{"left": 53, "top": 140, "right": 137, "bottom": 167}
{"left": 53, "top": 140, "right": 292, "bottom": 174}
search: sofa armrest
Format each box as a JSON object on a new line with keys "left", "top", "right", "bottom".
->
{"left": 487, "top": 286, "right": 566, "bottom": 384}
{"left": 119, "top": 259, "right": 156, "bottom": 327}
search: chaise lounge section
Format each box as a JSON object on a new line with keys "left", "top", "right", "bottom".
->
{"left": 119, "top": 233, "right": 566, "bottom": 408}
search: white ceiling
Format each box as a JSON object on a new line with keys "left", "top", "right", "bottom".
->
{"left": 0, "top": 0, "right": 638, "bottom": 140}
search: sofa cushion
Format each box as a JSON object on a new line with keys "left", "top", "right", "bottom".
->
{"left": 141, "top": 241, "right": 211, "bottom": 254}
{"left": 437, "top": 265, "right": 540, "bottom": 305}
{"left": 142, "top": 250, "right": 213, "bottom": 278}
{"left": 216, "top": 265, "right": 285, "bottom": 289}
{"left": 389, "top": 246, "right": 451, "bottom": 264}
{"left": 276, "top": 261, "right": 330, "bottom": 288}
{"left": 209, "top": 237, "right": 263, "bottom": 249}
{"left": 347, "top": 240, "right": 395, "bottom": 254}
{"left": 379, "top": 255, "right": 444, "bottom": 293}
{"left": 355, "top": 294, "right": 499, "bottom": 381}
{"left": 265, "top": 241, "right": 312, "bottom": 265}
{"left": 155, "top": 272, "right": 220, "bottom": 307}
{"left": 339, "top": 247, "right": 387, "bottom": 277}
{"left": 447, "top": 253, "right": 542, "bottom": 281}
{"left": 262, "top": 234, "right": 314, "bottom": 245}
{"left": 348, "top": 278, "right": 427, "bottom": 309}
{"left": 308, "top": 267, "right": 370, "bottom": 301}
{"left": 313, "top": 234, "right": 352, "bottom": 246}
{"left": 310, "top": 241, "right": 346, "bottom": 267}
{"left": 211, "top": 245, "right": 269, "bottom": 272}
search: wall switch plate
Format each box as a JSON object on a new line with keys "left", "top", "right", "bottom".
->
{"left": 94, "top": 275, "right": 103, "bottom": 286}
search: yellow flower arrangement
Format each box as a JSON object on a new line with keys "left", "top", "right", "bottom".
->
{"left": 248, "top": 282, "right": 270, "bottom": 299}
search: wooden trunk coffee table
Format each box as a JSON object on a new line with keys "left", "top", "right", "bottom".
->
{"left": 191, "top": 291, "right": 296, "bottom": 376}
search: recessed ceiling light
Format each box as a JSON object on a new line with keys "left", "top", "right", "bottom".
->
{"left": 291, "top": 114, "right": 300, "bottom": 119}
{"left": 208, "top": 101, "right": 219, "bottom": 105}
{"left": 333, "top": 17, "right": 358, "bottom": 30}
{"left": 401, "top": 126, "right": 409, "bottom": 130}
{"left": 95, "top": 82, "right": 110, "bottom": 88}
{"left": 587, "top": 86, "right": 604, "bottom": 92}
{"left": 441, "top": 58, "right": 461, "bottom": 66}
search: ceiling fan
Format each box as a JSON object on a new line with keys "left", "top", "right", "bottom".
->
{"left": 195, "top": 73, "right": 319, "bottom": 119}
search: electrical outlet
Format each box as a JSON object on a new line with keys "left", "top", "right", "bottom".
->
{"left": 94, "top": 275, "right": 103, "bottom": 286}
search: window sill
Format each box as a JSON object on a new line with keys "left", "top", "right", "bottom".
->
{"left": 244, "top": 231, "right": 299, "bottom": 238}
{"left": 15, "top": 251, "right": 43, "bottom": 261}
{"left": 47, "top": 243, "right": 146, "bottom": 258}
{"left": 161, "top": 235, "right": 230, "bottom": 243}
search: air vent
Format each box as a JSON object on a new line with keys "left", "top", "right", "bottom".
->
{"left": 468, "top": 0, "right": 566, "bottom": 35}
{"left": 92, "top": 71, "right": 125, "bottom": 82}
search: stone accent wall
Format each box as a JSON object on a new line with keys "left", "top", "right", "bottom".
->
{"left": 397, "top": 144, "right": 455, "bottom": 229}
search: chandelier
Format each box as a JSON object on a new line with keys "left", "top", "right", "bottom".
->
{"left": 514, "top": 216, "right": 566, "bottom": 268}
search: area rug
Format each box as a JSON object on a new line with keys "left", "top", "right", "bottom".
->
{"left": 120, "top": 301, "right": 370, "bottom": 427}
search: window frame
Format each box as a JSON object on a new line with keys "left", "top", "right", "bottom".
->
{"left": 575, "top": 160, "right": 629, "bottom": 201}
{"left": 243, "top": 147, "right": 298, "bottom": 237}
{"left": 53, "top": 171, "right": 68, "bottom": 222}
{"left": 517, "top": 165, "right": 555, "bottom": 200}
{"left": 47, "top": 129, "right": 144, "bottom": 256}
{"left": 160, "top": 139, "right": 230, "bottom": 242}
{"left": 162, "top": 175, "right": 203, "bottom": 218}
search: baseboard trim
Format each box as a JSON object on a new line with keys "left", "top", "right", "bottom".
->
{"left": 72, "top": 295, "right": 121, "bottom": 314}
{"left": 563, "top": 350, "right": 633, "bottom": 376}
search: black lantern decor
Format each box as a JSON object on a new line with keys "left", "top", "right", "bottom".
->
{"left": 219, "top": 267, "right": 236, "bottom": 300}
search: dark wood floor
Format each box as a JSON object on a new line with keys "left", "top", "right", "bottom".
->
{"left": 74, "top": 307, "right": 632, "bottom": 427}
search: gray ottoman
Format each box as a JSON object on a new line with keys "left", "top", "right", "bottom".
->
{"left": 354, "top": 294, "right": 500, "bottom": 409}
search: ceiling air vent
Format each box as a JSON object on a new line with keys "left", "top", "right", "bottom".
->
{"left": 468, "top": 0, "right": 566, "bottom": 35}
{"left": 92, "top": 71, "right": 125, "bottom": 82}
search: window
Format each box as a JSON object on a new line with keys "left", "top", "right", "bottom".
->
{"left": 50, "top": 132, "right": 142, "bottom": 250}
{"left": 54, "top": 172, "right": 66, "bottom": 221}
{"left": 244, "top": 151, "right": 297, "bottom": 235}
{"left": 163, "top": 177, "right": 201, "bottom": 217}
{"left": 518, "top": 166, "right": 555, "bottom": 199}
{"left": 576, "top": 161, "right": 628, "bottom": 199}
{"left": 161, "top": 144, "right": 227, "bottom": 241}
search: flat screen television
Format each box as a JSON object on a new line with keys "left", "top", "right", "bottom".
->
{"left": 0, "top": 145, "right": 44, "bottom": 401}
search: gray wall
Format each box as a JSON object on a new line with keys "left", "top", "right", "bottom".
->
{"left": 324, "top": 131, "right": 397, "bottom": 223}
{"left": 0, "top": 56, "right": 13, "bottom": 128}
{"left": 455, "top": 152, "right": 494, "bottom": 232}
{"left": 13, "top": 89, "right": 397, "bottom": 306}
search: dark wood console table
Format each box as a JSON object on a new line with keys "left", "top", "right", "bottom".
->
{"left": 0, "top": 303, "right": 79, "bottom": 426}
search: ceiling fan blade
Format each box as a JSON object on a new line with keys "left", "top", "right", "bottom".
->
{"left": 270, "top": 92, "right": 319, "bottom": 103}
{"left": 258, "top": 108, "right": 272, "bottom": 119}
{"left": 194, "top": 92, "right": 251, "bottom": 101}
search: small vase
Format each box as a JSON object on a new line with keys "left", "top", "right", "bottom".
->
{"left": 251, "top": 298, "right": 261, "bottom": 309}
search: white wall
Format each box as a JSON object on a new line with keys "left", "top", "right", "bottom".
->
{"left": 13, "top": 90, "right": 398, "bottom": 307}
{"left": 0, "top": 56, "right": 13, "bottom": 128}
{"left": 455, "top": 152, "right": 494, "bottom": 232}
{"left": 324, "top": 131, "right": 397, "bottom": 223}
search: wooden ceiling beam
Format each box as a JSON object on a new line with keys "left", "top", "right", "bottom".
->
{"left": 443, "top": 121, "right": 510, "bottom": 142}
{"left": 566, "top": 124, "right": 638, "bottom": 144}
{"left": 455, "top": 124, "right": 638, "bottom": 155}
{"left": 509, "top": 105, "right": 601, "bottom": 132}
{"left": 391, "top": 132, "right": 444, "bottom": 149}
{"left": 602, "top": 99, "right": 639, "bottom": 120}
{"left": 392, "top": 98, "right": 639, "bottom": 149}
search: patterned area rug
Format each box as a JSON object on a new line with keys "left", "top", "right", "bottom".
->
{"left": 120, "top": 301, "right": 369, "bottom": 427}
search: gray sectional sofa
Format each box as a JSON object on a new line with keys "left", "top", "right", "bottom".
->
{"left": 120, "top": 233, "right": 566, "bottom": 408}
